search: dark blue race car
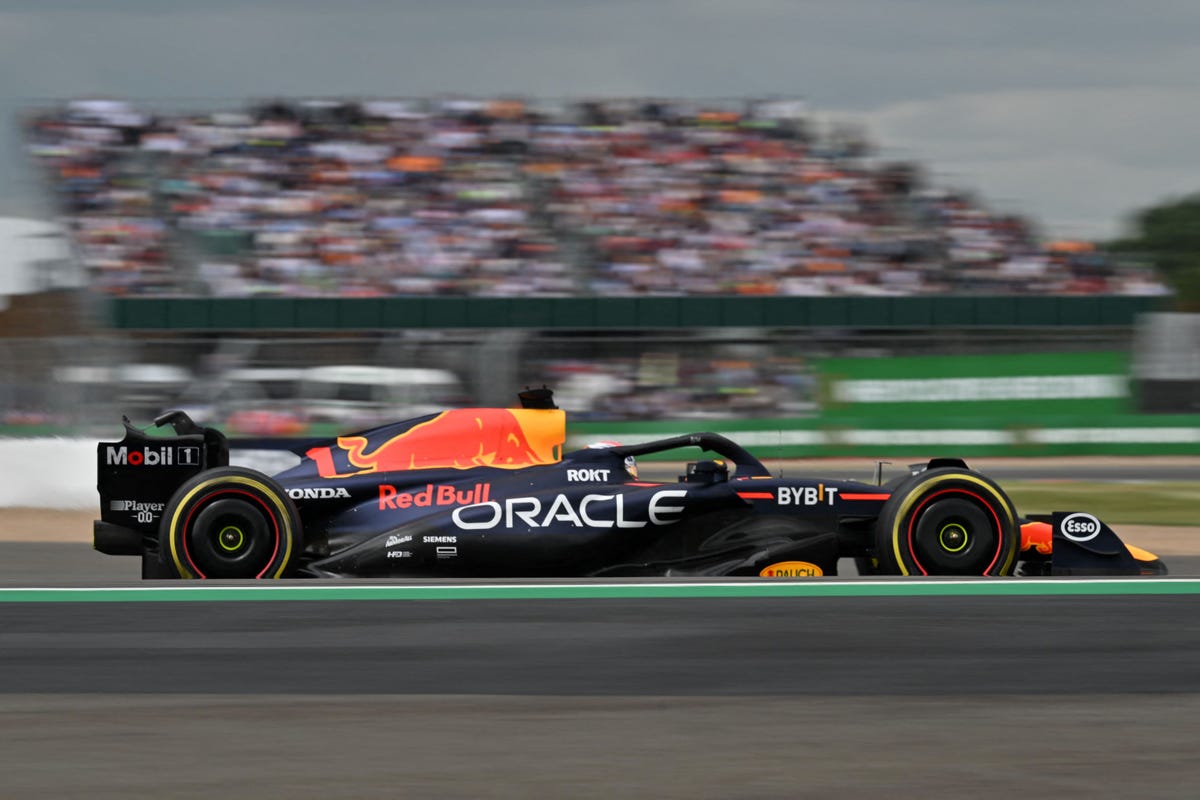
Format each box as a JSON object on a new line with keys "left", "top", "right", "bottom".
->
{"left": 94, "top": 389, "right": 1165, "bottom": 580}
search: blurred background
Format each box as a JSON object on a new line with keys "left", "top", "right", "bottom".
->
{"left": 0, "top": 2, "right": 1198, "bottom": 459}
{"left": 4, "top": 9, "right": 1200, "bottom": 795}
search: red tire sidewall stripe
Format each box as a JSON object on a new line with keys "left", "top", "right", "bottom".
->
{"left": 181, "top": 488, "right": 282, "bottom": 579}
{"left": 905, "top": 487, "right": 1004, "bottom": 576}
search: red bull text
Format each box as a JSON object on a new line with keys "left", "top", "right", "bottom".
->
{"left": 378, "top": 483, "right": 491, "bottom": 510}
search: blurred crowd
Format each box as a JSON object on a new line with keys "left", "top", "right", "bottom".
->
{"left": 25, "top": 97, "right": 1170, "bottom": 298}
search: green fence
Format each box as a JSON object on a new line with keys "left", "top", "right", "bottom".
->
{"left": 817, "top": 351, "right": 1132, "bottom": 421}
{"left": 567, "top": 349, "right": 1200, "bottom": 457}
{"left": 107, "top": 295, "right": 1167, "bottom": 330}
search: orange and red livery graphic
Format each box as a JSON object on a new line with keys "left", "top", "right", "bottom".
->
{"left": 1020, "top": 521, "right": 1053, "bottom": 555}
{"left": 307, "top": 408, "right": 565, "bottom": 478}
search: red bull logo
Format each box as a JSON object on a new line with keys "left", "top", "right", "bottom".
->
{"left": 1020, "top": 521, "right": 1054, "bottom": 555}
{"left": 307, "top": 408, "right": 565, "bottom": 478}
{"left": 379, "top": 483, "right": 491, "bottom": 510}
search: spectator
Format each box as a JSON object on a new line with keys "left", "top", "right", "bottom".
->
{"left": 24, "top": 97, "right": 1169, "bottom": 298}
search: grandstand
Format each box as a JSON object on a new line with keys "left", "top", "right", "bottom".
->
{"left": 23, "top": 97, "right": 1170, "bottom": 299}
{"left": 9, "top": 96, "right": 1191, "bottom": 441}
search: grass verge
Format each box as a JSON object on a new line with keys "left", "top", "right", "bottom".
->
{"left": 1003, "top": 481, "right": 1199, "bottom": 527}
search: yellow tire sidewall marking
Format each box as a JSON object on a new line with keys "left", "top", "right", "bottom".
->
{"left": 890, "top": 473, "right": 1016, "bottom": 577}
{"left": 167, "top": 475, "right": 294, "bottom": 580}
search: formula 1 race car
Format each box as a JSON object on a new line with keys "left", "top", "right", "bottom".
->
{"left": 94, "top": 388, "right": 1166, "bottom": 580}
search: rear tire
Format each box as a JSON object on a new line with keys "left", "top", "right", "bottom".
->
{"left": 875, "top": 467, "right": 1019, "bottom": 576}
{"left": 160, "top": 467, "right": 302, "bottom": 579}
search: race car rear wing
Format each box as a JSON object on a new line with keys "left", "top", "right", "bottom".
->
{"left": 95, "top": 411, "right": 229, "bottom": 555}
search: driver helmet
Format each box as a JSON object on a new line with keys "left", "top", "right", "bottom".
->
{"left": 585, "top": 440, "right": 638, "bottom": 479}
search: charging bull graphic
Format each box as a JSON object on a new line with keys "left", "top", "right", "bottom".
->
{"left": 1020, "top": 520, "right": 1054, "bottom": 556}
{"left": 306, "top": 408, "right": 565, "bottom": 478}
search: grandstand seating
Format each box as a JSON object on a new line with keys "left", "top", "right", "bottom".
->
{"left": 23, "top": 98, "right": 1172, "bottom": 299}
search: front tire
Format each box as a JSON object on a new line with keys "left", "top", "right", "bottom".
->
{"left": 875, "top": 467, "right": 1019, "bottom": 576}
{"left": 160, "top": 467, "right": 302, "bottom": 579}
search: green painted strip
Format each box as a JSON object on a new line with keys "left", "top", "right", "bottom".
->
{"left": 1, "top": 579, "right": 1199, "bottom": 603}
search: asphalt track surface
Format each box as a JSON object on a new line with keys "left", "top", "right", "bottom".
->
{"left": 3, "top": 588, "right": 1200, "bottom": 798}
{"left": 5, "top": 561, "right": 1200, "bottom": 798}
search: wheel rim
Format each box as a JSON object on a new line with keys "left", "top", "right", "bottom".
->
{"left": 909, "top": 491, "right": 1003, "bottom": 575}
{"left": 218, "top": 525, "right": 246, "bottom": 553}
{"left": 938, "top": 522, "right": 969, "bottom": 553}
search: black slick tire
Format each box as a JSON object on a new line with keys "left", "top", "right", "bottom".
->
{"left": 874, "top": 467, "right": 1019, "bottom": 576}
{"left": 160, "top": 466, "right": 302, "bottom": 579}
